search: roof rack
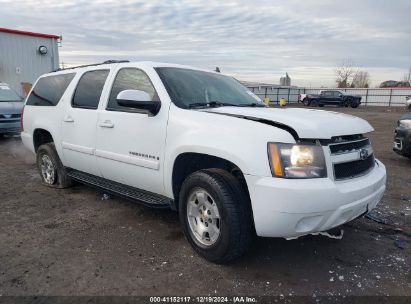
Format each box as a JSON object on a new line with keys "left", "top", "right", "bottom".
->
{"left": 52, "top": 60, "right": 130, "bottom": 72}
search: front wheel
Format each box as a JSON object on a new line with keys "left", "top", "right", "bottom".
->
{"left": 36, "top": 143, "right": 73, "bottom": 188}
{"left": 179, "top": 169, "right": 253, "bottom": 264}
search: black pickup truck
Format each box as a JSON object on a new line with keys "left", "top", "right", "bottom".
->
{"left": 393, "top": 112, "right": 411, "bottom": 159}
{"left": 299, "top": 90, "right": 362, "bottom": 108}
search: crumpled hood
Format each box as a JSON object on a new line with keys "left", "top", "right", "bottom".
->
{"left": 205, "top": 107, "right": 374, "bottom": 139}
{"left": 0, "top": 101, "right": 24, "bottom": 115}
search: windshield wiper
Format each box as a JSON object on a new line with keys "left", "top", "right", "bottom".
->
{"left": 236, "top": 103, "right": 266, "bottom": 107}
{"left": 188, "top": 101, "right": 240, "bottom": 109}
{"left": 188, "top": 101, "right": 265, "bottom": 109}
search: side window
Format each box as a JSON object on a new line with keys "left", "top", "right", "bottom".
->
{"left": 72, "top": 70, "right": 109, "bottom": 109}
{"left": 323, "top": 91, "right": 331, "bottom": 96}
{"left": 107, "top": 68, "right": 158, "bottom": 111}
{"left": 26, "top": 73, "right": 75, "bottom": 106}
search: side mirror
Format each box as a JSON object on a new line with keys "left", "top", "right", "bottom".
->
{"left": 116, "top": 90, "right": 161, "bottom": 115}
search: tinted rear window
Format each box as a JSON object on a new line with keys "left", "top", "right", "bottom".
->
{"left": 72, "top": 70, "right": 109, "bottom": 109}
{"left": 26, "top": 73, "right": 75, "bottom": 106}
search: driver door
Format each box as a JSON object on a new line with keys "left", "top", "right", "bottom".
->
{"left": 95, "top": 66, "right": 168, "bottom": 195}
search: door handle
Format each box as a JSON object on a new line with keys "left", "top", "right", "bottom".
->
{"left": 99, "top": 120, "right": 114, "bottom": 128}
{"left": 63, "top": 116, "right": 74, "bottom": 123}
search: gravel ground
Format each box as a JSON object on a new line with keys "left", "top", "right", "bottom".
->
{"left": 0, "top": 105, "right": 410, "bottom": 297}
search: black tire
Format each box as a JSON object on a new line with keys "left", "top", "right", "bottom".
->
{"left": 310, "top": 99, "right": 318, "bottom": 107}
{"left": 338, "top": 99, "right": 347, "bottom": 107}
{"left": 36, "top": 143, "right": 73, "bottom": 188}
{"left": 302, "top": 98, "right": 311, "bottom": 106}
{"left": 179, "top": 169, "right": 253, "bottom": 264}
{"left": 351, "top": 101, "right": 359, "bottom": 108}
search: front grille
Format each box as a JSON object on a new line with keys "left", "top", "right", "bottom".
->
{"left": 334, "top": 154, "right": 375, "bottom": 180}
{"left": 0, "top": 114, "right": 21, "bottom": 119}
{"left": 329, "top": 138, "right": 370, "bottom": 154}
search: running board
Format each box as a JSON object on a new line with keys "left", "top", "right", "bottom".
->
{"left": 67, "top": 170, "right": 172, "bottom": 208}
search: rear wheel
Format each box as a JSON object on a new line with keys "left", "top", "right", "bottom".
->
{"left": 310, "top": 99, "right": 318, "bottom": 107}
{"left": 36, "top": 143, "right": 73, "bottom": 188}
{"left": 179, "top": 169, "right": 253, "bottom": 264}
{"left": 302, "top": 98, "right": 311, "bottom": 106}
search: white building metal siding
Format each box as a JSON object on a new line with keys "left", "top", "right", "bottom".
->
{"left": 0, "top": 31, "right": 59, "bottom": 96}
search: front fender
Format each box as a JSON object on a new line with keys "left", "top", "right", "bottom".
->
{"left": 163, "top": 105, "right": 295, "bottom": 198}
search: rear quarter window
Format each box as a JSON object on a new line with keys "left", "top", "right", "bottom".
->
{"left": 26, "top": 73, "right": 76, "bottom": 106}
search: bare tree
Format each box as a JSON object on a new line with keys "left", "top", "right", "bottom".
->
{"left": 351, "top": 71, "right": 370, "bottom": 88}
{"left": 335, "top": 59, "right": 357, "bottom": 88}
{"left": 403, "top": 67, "right": 411, "bottom": 83}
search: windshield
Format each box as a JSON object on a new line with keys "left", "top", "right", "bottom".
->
{"left": 0, "top": 85, "right": 21, "bottom": 102}
{"left": 155, "top": 67, "right": 263, "bottom": 108}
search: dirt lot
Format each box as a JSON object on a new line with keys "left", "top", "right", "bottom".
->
{"left": 0, "top": 106, "right": 410, "bottom": 297}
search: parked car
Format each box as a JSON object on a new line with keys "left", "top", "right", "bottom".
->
{"left": 406, "top": 96, "right": 411, "bottom": 110}
{"left": 393, "top": 113, "right": 411, "bottom": 158}
{"left": 0, "top": 83, "right": 23, "bottom": 137}
{"left": 21, "top": 61, "right": 386, "bottom": 263}
{"left": 299, "top": 90, "right": 361, "bottom": 108}
{"left": 380, "top": 80, "right": 411, "bottom": 88}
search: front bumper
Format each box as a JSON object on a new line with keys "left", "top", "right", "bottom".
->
{"left": 0, "top": 120, "right": 21, "bottom": 134}
{"left": 393, "top": 127, "right": 411, "bottom": 157}
{"left": 245, "top": 160, "right": 386, "bottom": 238}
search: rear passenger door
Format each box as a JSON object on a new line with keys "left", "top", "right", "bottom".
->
{"left": 61, "top": 68, "right": 111, "bottom": 176}
{"left": 321, "top": 91, "right": 333, "bottom": 104}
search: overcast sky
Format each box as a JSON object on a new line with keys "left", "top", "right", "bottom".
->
{"left": 2, "top": 0, "right": 410, "bottom": 86}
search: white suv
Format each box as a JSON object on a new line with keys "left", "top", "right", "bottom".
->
{"left": 21, "top": 61, "right": 386, "bottom": 263}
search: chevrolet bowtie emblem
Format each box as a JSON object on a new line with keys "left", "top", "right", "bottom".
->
{"left": 359, "top": 148, "right": 369, "bottom": 160}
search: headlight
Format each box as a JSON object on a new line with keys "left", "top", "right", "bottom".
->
{"left": 399, "top": 119, "right": 411, "bottom": 129}
{"left": 268, "top": 143, "right": 327, "bottom": 178}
